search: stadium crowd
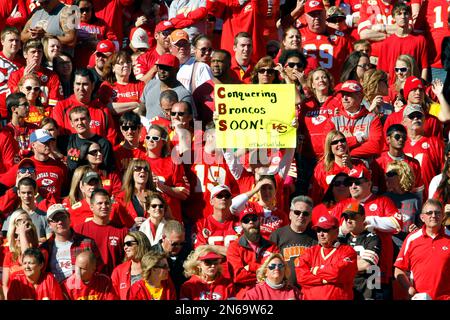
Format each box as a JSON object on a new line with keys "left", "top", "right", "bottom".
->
{"left": 0, "top": 0, "right": 449, "bottom": 300}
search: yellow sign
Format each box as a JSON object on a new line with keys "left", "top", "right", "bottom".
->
{"left": 215, "top": 84, "right": 297, "bottom": 148}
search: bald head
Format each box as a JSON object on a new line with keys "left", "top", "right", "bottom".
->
{"left": 76, "top": 251, "right": 96, "bottom": 282}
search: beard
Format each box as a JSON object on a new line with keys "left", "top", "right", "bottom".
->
{"left": 244, "top": 226, "right": 261, "bottom": 243}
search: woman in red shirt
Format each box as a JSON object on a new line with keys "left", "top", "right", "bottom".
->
{"left": 180, "top": 246, "right": 234, "bottom": 300}
{"left": 19, "top": 74, "right": 49, "bottom": 127}
{"left": 111, "top": 230, "right": 152, "bottom": 300}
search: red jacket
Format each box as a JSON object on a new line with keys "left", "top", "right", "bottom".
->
{"left": 111, "top": 260, "right": 133, "bottom": 300}
{"left": 7, "top": 270, "right": 64, "bottom": 300}
{"left": 128, "top": 278, "right": 177, "bottom": 300}
{"left": 180, "top": 274, "right": 235, "bottom": 300}
{"left": 244, "top": 281, "right": 301, "bottom": 300}
{"left": 296, "top": 243, "right": 357, "bottom": 300}
{"left": 226, "top": 235, "right": 279, "bottom": 299}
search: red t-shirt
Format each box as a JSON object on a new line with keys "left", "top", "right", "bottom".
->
{"left": 180, "top": 274, "right": 235, "bottom": 300}
{"left": 62, "top": 272, "right": 118, "bottom": 300}
{"left": 7, "top": 270, "right": 64, "bottom": 300}
{"left": 135, "top": 48, "right": 162, "bottom": 79}
{"left": 113, "top": 142, "right": 147, "bottom": 175}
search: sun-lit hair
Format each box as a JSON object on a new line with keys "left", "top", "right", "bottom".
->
{"left": 141, "top": 251, "right": 167, "bottom": 281}
{"left": 306, "top": 67, "right": 334, "bottom": 99}
{"left": 394, "top": 54, "right": 420, "bottom": 94}
{"left": 386, "top": 160, "right": 415, "bottom": 193}
{"left": 362, "top": 68, "right": 388, "bottom": 103}
{"left": 256, "top": 253, "right": 291, "bottom": 283}
{"left": 122, "top": 159, "right": 155, "bottom": 204}
{"left": 68, "top": 165, "right": 95, "bottom": 205}
{"left": 182, "top": 245, "right": 224, "bottom": 278}
{"left": 123, "top": 231, "right": 152, "bottom": 262}
{"left": 7, "top": 209, "right": 39, "bottom": 262}
{"left": 323, "top": 130, "right": 347, "bottom": 171}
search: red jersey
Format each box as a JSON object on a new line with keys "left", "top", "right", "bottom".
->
{"left": 0, "top": 51, "right": 23, "bottom": 95}
{"left": 62, "top": 272, "right": 118, "bottom": 300}
{"left": 193, "top": 214, "right": 240, "bottom": 248}
{"left": 403, "top": 135, "right": 444, "bottom": 192}
{"left": 358, "top": 0, "right": 396, "bottom": 33}
{"left": 7, "top": 270, "right": 64, "bottom": 300}
{"left": 332, "top": 195, "right": 402, "bottom": 283}
{"left": 74, "top": 220, "right": 128, "bottom": 276}
{"left": 413, "top": 0, "right": 450, "bottom": 68}
{"left": 128, "top": 278, "right": 177, "bottom": 300}
{"left": 90, "top": 0, "right": 130, "bottom": 42}
{"left": 0, "top": 0, "right": 29, "bottom": 31}
{"left": 4, "top": 122, "right": 38, "bottom": 159}
{"left": 113, "top": 142, "right": 147, "bottom": 175}
{"left": 377, "top": 33, "right": 429, "bottom": 85}
{"left": 229, "top": 57, "right": 254, "bottom": 84}
{"left": 135, "top": 48, "right": 162, "bottom": 80}
{"left": 0, "top": 129, "right": 19, "bottom": 173}
{"left": 394, "top": 226, "right": 450, "bottom": 300}
{"left": 98, "top": 81, "right": 144, "bottom": 104}
{"left": 146, "top": 156, "right": 189, "bottom": 222}
{"left": 296, "top": 243, "right": 357, "bottom": 300}
{"left": 8, "top": 66, "right": 62, "bottom": 107}
{"left": 300, "top": 26, "right": 352, "bottom": 83}
{"left": 180, "top": 274, "right": 235, "bottom": 300}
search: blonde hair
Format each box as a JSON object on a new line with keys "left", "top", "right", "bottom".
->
{"left": 122, "top": 159, "right": 155, "bottom": 203}
{"left": 141, "top": 251, "right": 167, "bottom": 281}
{"left": 123, "top": 231, "right": 152, "bottom": 262}
{"left": 256, "top": 253, "right": 290, "bottom": 283}
{"left": 7, "top": 209, "right": 39, "bottom": 262}
{"left": 68, "top": 165, "right": 95, "bottom": 205}
{"left": 362, "top": 69, "right": 388, "bottom": 103}
{"left": 323, "top": 130, "right": 347, "bottom": 171}
{"left": 386, "top": 160, "right": 415, "bottom": 193}
{"left": 183, "top": 245, "right": 223, "bottom": 278}
{"left": 394, "top": 54, "right": 420, "bottom": 94}
{"left": 306, "top": 67, "right": 334, "bottom": 99}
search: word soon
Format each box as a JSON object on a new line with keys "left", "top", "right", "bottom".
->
{"left": 218, "top": 119, "right": 263, "bottom": 131}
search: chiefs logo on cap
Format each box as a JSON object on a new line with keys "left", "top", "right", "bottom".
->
{"left": 349, "top": 168, "right": 358, "bottom": 176}
{"left": 163, "top": 21, "right": 173, "bottom": 27}
{"left": 341, "top": 82, "right": 362, "bottom": 92}
{"left": 318, "top": 216, "right": 328, "bottom": 223}
{"left": 309, "top": 0, "right": 320, "bottom": 7}
{"left": 99, "top": 43, "right": 108, "bottom": 49}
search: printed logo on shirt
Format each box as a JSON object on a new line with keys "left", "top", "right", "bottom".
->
{"left": 421, "top": 142, "right": 429, "bottom": 149}
{"left": 199, "top": 291, "right": 222, "bottom": 300}
{"left": 443, "top": 246, "right": 448, "bottom": 251}
{"left": 109, "top": 236, "right": 119, "bottom": 246}
{"left": 369, "top": 204, "right": 378, "bottom": 211}
{"left": 202, "top": 228, "right": 211, "bottom": 238}
{"left": 40, "top": 74, "right": 48, "bottom": 83}
{"left": 312, "top": 115, "right": 327, "bottom": 125}
{"left": 244, "top": 4, "right": 252, "bottom": 13}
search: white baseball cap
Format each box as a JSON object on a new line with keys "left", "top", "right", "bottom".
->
{"left": 130, "top": 27, "right": 150, "bottom": 49}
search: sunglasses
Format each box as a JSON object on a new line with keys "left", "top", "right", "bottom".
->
{"left": 395, "top": 67, "right": 408, "bottom": 73}
{"left": 267, "top": 263, "right": 285, "bottom": 270}
{"left": 134, "top": 166, "right": 149, "bottom": 172}
{"left": 96, "top": 52, "right": 108, "bottom": 59}
{"left": 146, "top": 135, "right": 166, "bottom": 142}
{"left": 121, "top": 125, "right": 138, "bottom": 131}
{"left": 170, "top": 111, "right": 186, "bottom": 117}
{"left": 166, "top": 239, "right": 186, "bottom": 247}
{"left": 407, "top": 112, "right": 423, "bottom": 120}
{"left": 358, "top": 64, "right": 371, "bottom": 70}
{"left": 344, "top": 178, "right": 367, "bottom": 187}
{"left": 87, "top": 149, "right": 102, "bottom": 156}
{"left": 124, "top": 240, "right": 138, "bottom": 247}
{"left": 215, "top": 193, "right": 231, "bottom": 199}
{"left": 159, "top": 30, "right": 172, "bottom": 37}
{"left": 258, "top": 68, "right": 276, "bottom": 75}
{"left": 19, "top": 167, "right": 35, "bottom": 174}
{"left": 327, "top": 16, "right": 346, "bottom": 23}
{"left": 154, "top": 264, "right": 170, "bottom": 270}
{"left": 49, "top": 214, "right": 68, "bottom": 223}
{"left": 24, "top": 86, "right": 40, "bottom": 92}
{"left": 242, "top": 215, "right": 258, "bottom": 224}
{"left": 292, "top": 210, "right": 310, "bottom": 217}
{"left": 330, "top": 138, "right": 346, "bottom": 146}
{"left": 150, "top": 204, "right": 164, "bottom": 209}
{"left": 203, "top": 259, "right": 221, "bottom": 266}
{"left": 79, "top": 7, "right": 92, "bottom": 13}
{"left": 392, "top": 133, "right": 406, "bottom": 141}
{"left": 386, "top": 171, "right": 398, "bottom": 178}
{"left": 198, "top": 47, "right": 212, "bottom": 54}
{"left": 423, "top": 210, "right": 442, "bottom": 216}
{"left": 285, "top": 62, "right": 302, "bottom": 68}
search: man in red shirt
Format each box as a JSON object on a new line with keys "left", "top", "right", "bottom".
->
{"left": 394, "top": 199, "right": 450, "bottom": 300}
{"left": 376, "top": 3, "right": 429, "bottom": 83}
{"left": 226, "top": 209, "right": 279, "bottom": 299}
{"left": 135, "top": 20, "right": 174, "bottom": 83}
{"left": 296, "top": 213, "right": 357, "bottom": 300}
{"left": 229, "top": 32, "right": 254, "bottom": 84}
{"left": 74, "top": 188, "right": 128, "bottom": 276}
{"left": 332, "top": 166, "right": 402, "bottom": 299}
{"left": 300, "top": 0, "right": 352, "bottom": 83}
{"left": 8, "top": 38, "right": 63, "bottom": 108}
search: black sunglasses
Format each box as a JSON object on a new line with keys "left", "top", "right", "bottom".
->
{"left": 267, "top": 263, "right": 285, "bottom": 270}
{"left": 395, "top": 67, "right": 408, "bottom": 73}
{"left": 121, "top": 125, "right": 138, "bottom": 131}
{"left": 24, "top": 86, "right": 40, "bottom": 92}
{"left": 407, "top": 112, "right": 423, "bottom": 120}
{"left": 386, "top": 171, "right": 398, "bottom": 178}
{"left": 171, "top": 111, "right": 186, "bottom": 117}
{"left": 242, "top": 215, "right": 258, "bottom": 224}
{"left": 331, "top": 138, "right": 346, "bottom": 146}
{"left": 285, "top": 62, "right": 302, "bottom": 68}
{"left": 327, "top": 16, "right": 346, "bottom": 23}
{"left": 292, "top": 210, "right": 310, "bottom": 217}
{"left": 124, "top": 240, "right": 138, "bottom": 247}
{"left": 150, "top": 204, "right": 164, "bottom": 209}
{"left": 198, "top": 47, "right": 212, "bottom": 54}
{"left": 258, "top": 68, "right": 275, "bottom": 75}
{"left": 215, "top": 193, "right": 231, "bottom": 200}
{"left": 392, "top": 133, "right": 406, "bottom": 141}
{"left": 203, "top": 259, "right": 221, "bottom": 266}
{"left": 19, "top": 167, "right": 35, "bottom": 174}
{"left": 344, "top": 178, "right": 367, "bottom": 187}
{"left": 134, "top": 166, "right": 149, "bottom": 172}
{"left": 79, "top": 7, "right": 92, "bottom": 13}
{"left": 423, "top": 210, "right": 442, "bottom": 216}
{"left": 87, "top": 149, "right": 102, "bottom": 156}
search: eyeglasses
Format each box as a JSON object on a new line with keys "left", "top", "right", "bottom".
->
{"left": 344, "top": 179, "right": 367, "bottom": 187}
{"left": 18, "top": 102, "right": 30, "bottom": 107}
{"left": 423, "top": 210, "right": 442, "bottom": 216}
{"left": 154, "top": 264, "right": 170, "bottom": 270}
{"left": 96, "top": 52, "right": 108, "bottom": 59}
{"left": 121, "top": 125, "right": 138, "bottom": 131}
{"left": 24, "top": 86, "right": 40, "bottom": 92}
{"left": 258, "top": 68, "right": 276, "bottom": 75}
{"left": 407, "top": 112, "right": 423, "bottom": 120}
{"left": 358, "top": 64, "right": 371, "bottom": 70}
{"left": 49, "top": 214, "right": 68, "bottom": 223}
{"left": 333, "top": 181, "right": 346, "bottom": 187}
{"left": 124, "top": 240, "right": 138, "bottom": 247}
{"left": 133, "top": 166, "right": 149, "bottom": 172}
{"left": 157, "top": 64, "right": 172, "bottom": 71}
{"left": 145, "top": 135, "right": 166, "bottom": 142}
{"left": 267, "top": 263, "right": 285, "bottom": 270}
{"left": 392, "top": 133, "right": 406, "bottom": 141}
{"left": 285, "top": 62, "right": 302, "bottom": 69}
{"left": 170, "top": 111, "right": 186, "bottom": 117}
{"left": 385, "top": 171, "right": 398, "bottom": 178}
{"left": 215, "top": 193, "right": 231, "bottom": 200}
{"left": 330, "top": 138, "right": 346, "bottom": 146}
{"left": 159, "top": 30, "right": 172, "bottom": 37}
{"left": 150, "top": 204, "right": 164, "bottom": 209}
{"left": 197, "top": 47, "right": 212, "bottom": 54}
{"left": 18, "top": 167, "right": 35, "bottom": 174}
{"left": 292, "top": 210, "right": 310, "bottom": 217}
{"left": 242, "top": 215, "right": 258, "bottom": 224}
{"left": 166, "top": 239, "right": 186, "bottom": 247}
{"left": 79, "top": 7, "right": 92, "bottom": 13}
{"left": 327, "top": 16, "right": 346, "bottom": 23}
{"left": 203, "top": 259, "right": 221, "bottom": 266}
{"left": 87, "top": 149, "right": 102, "bottom": 156}
{"left": 395, "top": 67, "right": 408, "bottom": 73}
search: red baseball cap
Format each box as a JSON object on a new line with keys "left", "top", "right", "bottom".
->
{"left": 348, "top": 166, "right": 372, "bottom": 181}
{"left": 312, "top": 214, "right": 339, "bottom": 230}
{"left": 155, "top": 20, "right": 175, "bottom": 33}
{"left": 337, "top": 80, "right": 363, "bottom": 93}
{"left": 403, "top": 76, "right": 424, "bottom": 100}
{"left": 155, "top": 53, "right": 180, "bottom": 69}
{"left": 96, "top": 39, "right": 116, "bottom": 55}
{"left": 239, "top": 206, "right": 260, "bottom": 222}
{"left": 305, "top": 0, "right": 325, "bottom": 14}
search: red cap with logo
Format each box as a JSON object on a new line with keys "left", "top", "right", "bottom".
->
{"left": 403, "top": 76, "right": 424, "bottom": 100}
{"left": 337, "top": 80, "right": 363, "bottom": 93}
{"left": 155, "top": 53, "right": 180, "bottom": 69}
{"left": 312, "top": 213, "right": 339, "bottom": 230}
{"left": 348, "top": 166, "right": 372, "bottom": 181}
{"left": 96, "top": 39, "right": 116, "bottom": 55}
{"left": 305, "top": 0, "right": 325, "bottom": 14}
{"left": 155, "top": 20, "right": 175, "bottom": 33}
